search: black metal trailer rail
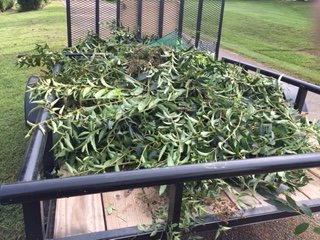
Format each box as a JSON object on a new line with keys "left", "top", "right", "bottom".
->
{"left": 1, "top": 60, "right": 320, "bottom": 240}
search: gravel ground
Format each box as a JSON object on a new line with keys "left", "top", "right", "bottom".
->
{"left": 219, "top": 215, "right": 320, "bottom": 240}
{"left": 193, "top": 214, "right": 320, "bottom": 240}
{"left": 182, "top": 214, "right": 320, "bottom": 240}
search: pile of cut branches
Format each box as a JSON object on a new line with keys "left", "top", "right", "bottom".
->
{"left": 19, "top": 28, "right": 320, "bottom": 235}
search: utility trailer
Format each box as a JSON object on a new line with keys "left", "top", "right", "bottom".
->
{"left": 1, "top": 0, "right": 320, "bottom": 239}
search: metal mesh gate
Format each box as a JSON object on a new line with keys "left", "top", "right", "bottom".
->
{"left": 66, "top": 0, "right": 224, "bottom": 57}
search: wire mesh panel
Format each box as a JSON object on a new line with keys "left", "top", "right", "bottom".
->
{"left": 119, "top": 0, "right": 138, "bottom": 35}
{"left": 68, "top": 0, "right": 95, "bottom": 45}
{"left": 119, "top": 0, "right": 179, "bottom": 38}
{"left": 99, "top": 0, "right": 117, "bottom": 39}
{"left": 67, "top": 0, "right": 116, "bottom": 46}
{"left": 163, "top": 0, "right": 179, "bottom": 37}
{"left": 141, "top": 0, "right": 160, "bottom": 37}
{"left": 181, "top": 0, "right": 198, "bottom": 45}
{"left": 198, "top": 0, "right": 224, "bottom": 53}
{"left": 182, "top": 0, "right": 224, "bottom": 54}
{"left": 66, "top": 0, "right": 224, "bottom": 57}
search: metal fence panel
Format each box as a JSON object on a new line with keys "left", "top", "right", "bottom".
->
{"left": 100, "top": 0, "right": 117, "bottom": 39}
{"left": 69, "top": 0, "right": 96, "bottom": 45}
{"left": 66, "top": 0, "right": 224, "bottom": 57}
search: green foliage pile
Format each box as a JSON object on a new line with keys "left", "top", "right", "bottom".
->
{"left": 0, "top": 0, "right": 14, "bottom": 12}
{"left": 19, "top": 28, "right": 320, "bottom": 233}
{"left": 17, "top": 0, "right": 48, "bottom": 11}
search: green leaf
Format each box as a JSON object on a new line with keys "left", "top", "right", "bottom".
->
{"left": 159, "top": 185, "right": 167, "bottom": 196}
{"left": 137, "top": 224, "right": 147, "bottom": 232}
{"left": 132, "top": 86, "right": 144, "bottom": 96}
{"left": 65, "top": 162, "right": 76, "bottom": 175}
{"left": 226, "top": 108, "right": 232, "bottom": 121}
{"left": 167, "top": 154, "right": 174, "bottom": 166}
{"left": 299, "top": 204, "right": 312, "bottom": 217}
{"left": 115, "top": 164, "right": 120, "bottom": 172}
{"left": 64, "top": 137, "right": 74, "bottom": 151}
{"left": 158, "top": 145, "right": 167, "bottom": 161}
{"left": 59, "top": 105, "right": 65, "bottom": 115}
{"left": 50, "top": 98, "right": 60, "bottom": 107}
{"left": 148, "top": 98, "right": 161, "bottom": 109}
{"left": 94, "top": 89, "right": 106, "bottom": 99}
{"left": 214, "top": 225, "right": 231, "bottom": 240}
{"left": 105, "top": 204, "right": 115, "bottom": 215}
{"left": 285, "top": 195, "right": 299, "bottom": 210}
{"left": 138, "top": 96, "right": 151, "bottom": 112}
{"left": 105, "top": 89, "right": 121, "bottom": 99}
{"left": 51, "top": 121, "right": 58, "bottom": 133}
{"left": 39, "top": 124, "right": 46, "bottom": 135}
{"left": 100, "top": 76, "right": 112, "bottom": 88}
{"left": 195, "top": 149, "right": 212, "bottom": 156}
{"left": 82, "top": 87, "right": 92, "bottom": 98}
{"left": 98, "top": 129, "right": 106, "bottom": 142}
{"left": 150, "top": 229, "right": 158, "bottom": 237}
{"left": 265, "top": 199, "right": 295, "bottom": 213}
{"left": 294, "top": 222, "right": 309, "bottom": 235}
{"left": 313, "top": 227, "right": 320, "bottom": 234}
{"left": 90, "top": 135, "right": 98, "bottom": 152}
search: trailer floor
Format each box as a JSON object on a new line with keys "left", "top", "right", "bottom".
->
{"left": 53, "top": 169, "right": 320, "bottom": 239}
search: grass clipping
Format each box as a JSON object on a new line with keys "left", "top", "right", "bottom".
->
{"left": 21, "top": 31, "right": 320, "bottom": 228}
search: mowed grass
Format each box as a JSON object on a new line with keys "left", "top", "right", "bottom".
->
{"left": 0, "top": 2, "right": 66, "bottom": 239}
{"left": 222, "top": 0, "right": 319, "bottom": 83}
{"left": 184, "top": 0, "right": 319, "bottom": 83}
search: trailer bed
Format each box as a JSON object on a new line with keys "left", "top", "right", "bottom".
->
{"left": 53, "top": 168, "right": 320, "bottom": 239}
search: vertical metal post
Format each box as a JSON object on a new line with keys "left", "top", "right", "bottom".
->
{"left": 215, "top": 0, "right": 225, "bottom": 60}
{"left": 43, "top": 131, "right": 54, "bottom": 179}
{"left": 158, "top": 0, "right": 165, "bottom": 38}
{"left": 167, "top": 183, "right": 184, "bottom": 228}
{"left": 66, "top": 0, "right": 72, "bottom": 47}
{"left": 116, "top": 0, "right": 121, "bottom": 27}
{"left": 137, "top": 0, "right": 142, "bottom": 38}
{"left": 44, "top": 200, "right": 56, "bottom": 239}
{"left": 195, "top": 0, "right": 204, "bottom": 48}
{"left": 177, "top": 0, "right": 185, "bottom": 39}
{"left": 294, "top": 87, "right": 308, "bottom": 113}
{"left": 23, "top": 202, "right": 43, "bottom": 240}
{"left": 95, "top": 0, "right": 100, "bottom": 36}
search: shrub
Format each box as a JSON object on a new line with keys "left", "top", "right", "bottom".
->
{"left": 17, "top": 0, "right": 47, "bottom": 12}
{"left": 0, "top": 0, "right": 15, "bottom": 12}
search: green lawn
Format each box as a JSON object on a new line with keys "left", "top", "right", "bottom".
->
{"left": 184, "top": 0, "right": 319, "bottom": 84}
{"left": 221, "top": 0, "right": 319, "bottom": 83}
{"left": 0, "top": 2, "right": 66, "bottom": 239}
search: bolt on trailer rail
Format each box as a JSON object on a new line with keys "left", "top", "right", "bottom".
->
{"left": 1, "top": 61, "right": 320, "bottom": 240}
